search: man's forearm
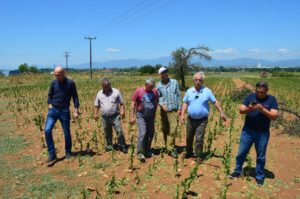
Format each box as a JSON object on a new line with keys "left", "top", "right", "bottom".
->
{"left": 120, "top": 104, "right": 125, "bottom": 114}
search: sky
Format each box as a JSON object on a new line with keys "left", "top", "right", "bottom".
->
{"left": 1, "top": 0, "right": 300, "bottom": 69}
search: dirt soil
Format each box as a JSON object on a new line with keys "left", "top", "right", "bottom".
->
{"left": 0, "top": 78, "right": 300, "bottom": 198}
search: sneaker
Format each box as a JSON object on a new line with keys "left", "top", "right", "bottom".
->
{"left": 44, "top": 155, "right": 57, "bottom": 164}
{"left": 145, "top": 151, "right": 154, "bottom": 158}
{"left": 65, "top": 152, "right": 72, "bottom": 160}
{"left": 137, "top": 153, "right": 146, "bottom": 163}
{"left": 229, "top": 171, "right": 242, "bottom": 179}
{"left": 120, "top": 145, "right": 128, "bottom": 154}
{"left": 196, "top": 157, "right": 203, "bottom": 164}
{"left": 105, "top": 145, "right": 113, "bottom": 152}
{"left": 169, "top": 150, "right": 178, "bottom": 159}
{"left": 184, "top": 152, "right": 194, "bottom": 159}
{"left": 256, "top": 179, "right": 264, "bottom": 186}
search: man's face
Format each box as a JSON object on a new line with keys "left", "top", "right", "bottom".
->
{"left": 145, "top": 83, "right": 155, "bottom": 91}
{"left": 102, "top": 82, "right": 112, "bottom": 93}
{"left": 194, "top": 74, "right": 203, "bottom": 87}
{"left": 54, "top": 70, "right": 65, "bottom": 81}
{"left": 160, "top": 72, "right": 168, "bottom": 80}
{"left": 255, "top": 86, "right": 268, "bottom": 99}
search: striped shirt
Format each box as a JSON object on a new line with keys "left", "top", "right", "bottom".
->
{"left": 157, "top": 79, "right": 181, "bottom": 111}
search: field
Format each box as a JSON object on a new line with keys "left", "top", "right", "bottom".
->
{"left": 0, "top": 71, "right": 299, "bottom": 198}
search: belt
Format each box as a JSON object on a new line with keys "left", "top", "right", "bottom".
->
{"left": 102, "top": 113, "right": 119, "bottom": 118}
{"left": 188, "top": 116, "right": 208, "bottom": 121}
{"left": 53, "top": 105, "right": 68, "bottom": 110}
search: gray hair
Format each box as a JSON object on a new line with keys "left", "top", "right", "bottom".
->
{"left": 145, "top": 77, "right": 155, "bottom": 86}
{"left": 193, "top": 72, "right": 205, "bottom": 80}
{"left": 101, "top": 77, "right": 110, "bottom": 85}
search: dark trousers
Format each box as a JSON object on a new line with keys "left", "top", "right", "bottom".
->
{"left": 102, "top": 114, "right": 126, "bottom": 147}
{"left": 186, "top": 116, "right": 208, "bottom": 157}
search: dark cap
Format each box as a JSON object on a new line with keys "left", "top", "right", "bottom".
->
{"left": 255, "top": 81, "right": 268, "bottom": 88}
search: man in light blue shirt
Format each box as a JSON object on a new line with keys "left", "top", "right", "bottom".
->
{"left": 180, "top": 72, "right": 226, "bottom": 164}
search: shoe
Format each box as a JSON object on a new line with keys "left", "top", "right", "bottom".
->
{"left": 65, "top": 152, "right": 72, "bottom": 160}
{"left": 105, "top": 146, "right": 113, "bottom": 152}
{"left": 120, "top": 145, "right": 128, "bottom": 154}
{"left": 229, "top": 171, "right": 242, "bottom": 179}
{"left": 196, "top": 157, "right": 203, "bottom": 164}
{"left": 170, "top": 150, "right": 178, "bottom": 159}
{"left": 256, "top": 179, "right": 264, "bottom": 186}
{"left": 145, "top": 151, "right": 154, "bottom": 158}
{"left": 184, "top": 152, "right": 194, "bottom": 159}
{"left": 137, "top": 153, "right": 146, "bottom": 163}
{"left": 44, "top": 155, "right": 57, "bottom": 164}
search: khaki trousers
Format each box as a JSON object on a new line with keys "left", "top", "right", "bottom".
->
{"left": 161, "top": 110, "right": 178, "bottom": 150}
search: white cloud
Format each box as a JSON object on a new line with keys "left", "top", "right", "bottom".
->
{"left": 278, "top": 48, "right": 289, "bottom": 53}
{"left": 105, "top": 48, "right": 121, "bottom": 53}
{"left": 213, "top": 48, "right": 237, "bottom": 54}
{"left": 247, "top": 48, "right": 261, "bottom": 54}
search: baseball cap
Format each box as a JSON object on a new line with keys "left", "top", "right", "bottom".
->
{"left": 158, "top": 67, "right": 168, "bottom": 74}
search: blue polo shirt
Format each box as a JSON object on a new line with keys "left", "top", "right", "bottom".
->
{"left": 243, "top": 93, "right": 278, "bottom": 132}
{"left": 183, "top": 86, "right": 216, "bottom": 119}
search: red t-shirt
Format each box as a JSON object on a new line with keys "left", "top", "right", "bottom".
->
{"left": 132, "top": 87, "right": 158, "bottom": 111}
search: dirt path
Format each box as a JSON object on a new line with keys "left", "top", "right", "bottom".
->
{"left": 232, "top": 78, "right": 254, "bottom": 90}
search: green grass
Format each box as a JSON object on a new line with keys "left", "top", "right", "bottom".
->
{"left": 0, "top": 135, "right": 30, "bottom": 154}
{"left": 25, "top": 175, "right": 85, "bottom": 198}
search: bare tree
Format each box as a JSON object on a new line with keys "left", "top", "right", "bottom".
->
{"left": 172, "top": 46, "right": 211, "bottom": 89}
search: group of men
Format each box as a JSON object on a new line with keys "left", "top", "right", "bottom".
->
{"left": 45, "top": 65, "right": 278, "bottom": 186}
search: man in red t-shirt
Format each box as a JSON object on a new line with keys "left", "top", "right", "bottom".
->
{"left": 130, "top": 78, "right": 158, "bottom": 162}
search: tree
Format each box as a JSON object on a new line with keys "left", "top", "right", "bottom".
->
{"left": 139, "top": 65, "right": 156, "bottom": 74}
{"left": 172, "top": 46, "right": 211, "bottom": 90}
{"left": 18, "top": 63, "right": 29, "bottom": 73}
{"left": 29, "top": 65, "right": 39, "bottom": 73}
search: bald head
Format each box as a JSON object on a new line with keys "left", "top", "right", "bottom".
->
{"left": 54, "top": 66, "right": 65, "bottom": 81}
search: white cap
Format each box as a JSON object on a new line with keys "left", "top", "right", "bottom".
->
{"left": 158, "top": 67, "right": 168, "bottom": 74}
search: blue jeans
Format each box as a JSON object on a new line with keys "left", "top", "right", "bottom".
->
{"left": 234, "top": 129, "right": 270, "bottom": 181}
{"left": 44, "top": 107, "right": 71, "bottom": 157}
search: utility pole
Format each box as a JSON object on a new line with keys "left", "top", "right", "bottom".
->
{"left": 63, "top": 52, "right": 70, "bottom": 72}
{"left": 85, "top": 36, "right": 96, "bottom": 78}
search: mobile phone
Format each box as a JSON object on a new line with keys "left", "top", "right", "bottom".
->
{"left": 250, "top": 101, "right": 257, "bottom": 105}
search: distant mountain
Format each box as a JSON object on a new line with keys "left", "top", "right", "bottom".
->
{"left": 73, "top": 56, "right": 172, "bottom": 69}
{"left": 73, "top": 57, "right": 300, "bottom": 69}
{"left": 1, "top": 57, "right": 300, "bottom": 70}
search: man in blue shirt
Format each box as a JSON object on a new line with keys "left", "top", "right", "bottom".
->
{"left": 180, "top": 72, "right": 226, "bottom": 164}
{"left": 157, "top": 67, "right": 181, "bottom": 158}
{"left": 45, "top": 66, "right": 80, "bottom": 164}
{"left": 230, "top": 81, "right": 278, "bottom": 186}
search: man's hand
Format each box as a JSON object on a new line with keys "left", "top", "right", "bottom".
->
{"left": 48, "top": 104, "right": 53, "bottom": 109}
{"left": 220, "top": 112, "right": 227, "bottom": 122}
{"left": 161, "top": 105, "right": 167, "bottom": 112}
{"left": 74, "top": 111, "right": 80, "bottom": 119}
{"left": 94, "top": 114, "right": 99, "bottom": 121}
{"left": 177, "top": 109, "right": 181, "bottom": 116}
{"left": 130, "top": 116, "right": 136, "bottom": 125}
{"left": 180, "top": 115, "right": 185, "bottom": 125}
{"left": 120, "top": 111, "right": 125, "bottom": 120}
{"left": 253, "top": 103, "right": 264, "bottom": 112}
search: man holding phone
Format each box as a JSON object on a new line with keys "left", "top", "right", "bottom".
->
{"left": 230, "top": 81, "right": 279, "bottom": 186}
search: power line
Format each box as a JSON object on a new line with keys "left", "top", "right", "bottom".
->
{"left": 101, "top": 0, "right": 160, "bottom": 32}
{"left": 63, "top": 51, "right": 70, "bottom": 72}
{"left": 102, "top": 0, "right": 148, "bottom": 29}
{"left": 100, "top": 0, "right": 174, "bottom": 35}
{"left": 85, "top": 36, "right": 96, "bottom": 79}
